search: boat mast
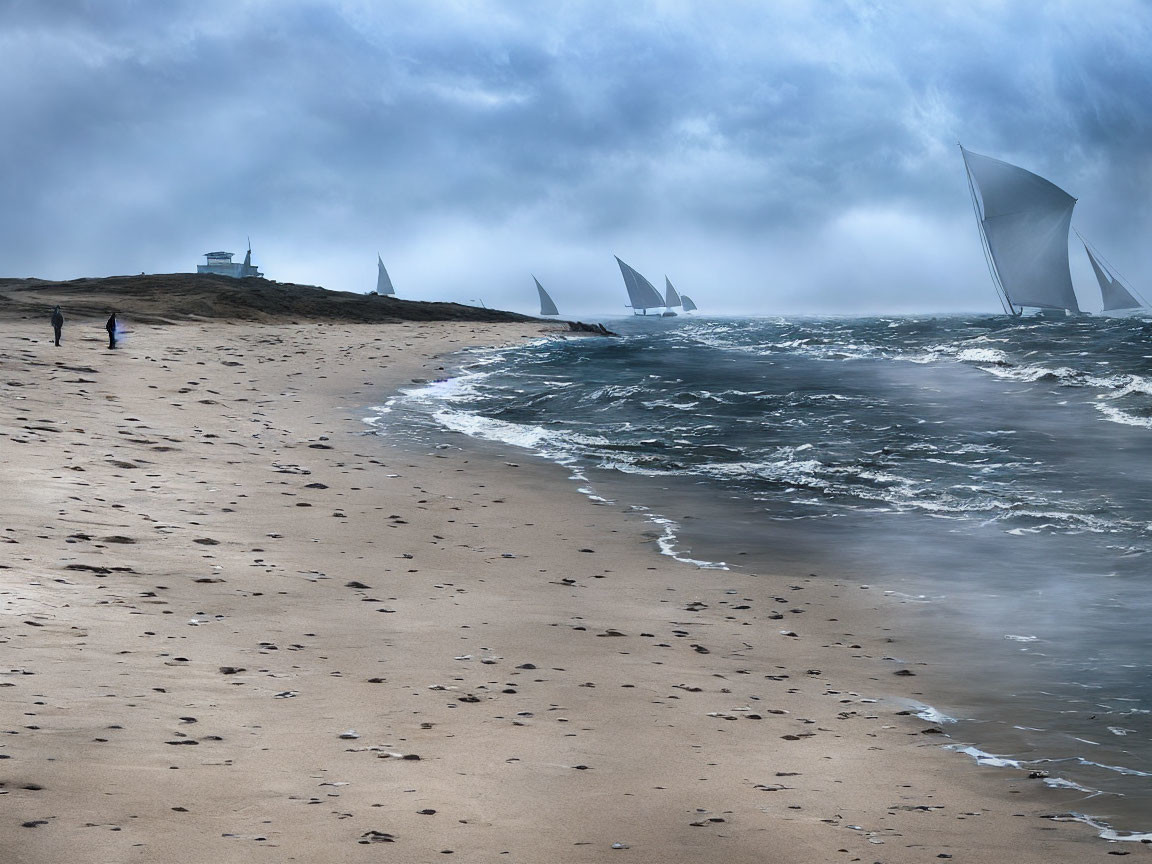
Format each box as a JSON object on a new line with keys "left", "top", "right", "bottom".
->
{"left": 960, "top": 144, "right": 1015, "bottom": 316}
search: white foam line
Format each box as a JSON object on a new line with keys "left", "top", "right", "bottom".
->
{"left": 576, "top": 486, "right": 614, "bottom": 504}
{"left": 363, "top": 400, "right": 395, "bottom": 420}
{"left": 946, "top": 744, "right": 1022, "bottom": 768}
{"left": 1043, "top": 777, "right": 1103, "bottom": 795}
{"left": 648, "top": 516, "right": 728, "bottom": 570}
{"left": 909, "top": 702, "right": 959, "bottom": 724}
{"left": 1045, "top": 812, "right": 1152, "bottom": 843}
{"left": 1095, "top": 403, "right": 1152, "bottom": 428}
{"left": 945, "top": 749, "right": 1152, "bottom": 838}
{"left": 1076, "top": 758, "right": 1152, "bottom": 777}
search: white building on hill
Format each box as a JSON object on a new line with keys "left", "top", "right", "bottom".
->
{"left": 197, "top": 245, "right": 263, "bottom": 278}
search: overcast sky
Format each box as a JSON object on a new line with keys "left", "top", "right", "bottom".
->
{"left": 3, "top": 0, "right": 1150, "bottom": 317}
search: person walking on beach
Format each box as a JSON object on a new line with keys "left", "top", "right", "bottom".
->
{"left": 50, "top": 306, "right": 64, "bottom": 346}
{"left": 106, "top": 312, "right": 118, "bottom": 349}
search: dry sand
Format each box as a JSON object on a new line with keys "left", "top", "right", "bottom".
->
{"left": 0, "top": 316, "right": 1131, "bottom": 862}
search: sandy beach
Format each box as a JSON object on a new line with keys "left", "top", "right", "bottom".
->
{"left": 0, "top": 315, "right": 1127, "bottom": 862}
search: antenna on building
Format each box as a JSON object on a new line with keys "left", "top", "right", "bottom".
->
{"left": 197, "top": 241, "right": 263, "bottom": 280}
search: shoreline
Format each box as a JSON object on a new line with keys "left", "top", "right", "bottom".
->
{"left": 0, "top": 319, "right": 1122, "bottom": 862}
{"left": 392, "top": 322, "right": 1152, "bottom": 840}
{"left": 383, "top": 343, "right": 1152, "bottom": 841}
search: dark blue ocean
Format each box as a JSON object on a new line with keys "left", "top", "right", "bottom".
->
{"left": 373, "top": 315, "right": 1152, "bottom": 838}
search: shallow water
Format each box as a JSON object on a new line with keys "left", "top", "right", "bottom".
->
{"left": 372, "top": 314, "right": 1152, "bottom": 835}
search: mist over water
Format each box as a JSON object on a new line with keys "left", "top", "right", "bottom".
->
{"left": 376, "top": 314, "right": 1152, "bottom": 834}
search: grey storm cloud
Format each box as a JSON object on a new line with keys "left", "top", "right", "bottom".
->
{"left": 2, "top": 0, "right": 1151, "bottom": 316}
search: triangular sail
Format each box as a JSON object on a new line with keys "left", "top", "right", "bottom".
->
{"left": 534, "top": 276, "right": 559, "bottom": 316}
{"left": 1083, "top": 241, "right": 1142, "bottom": 311}
{"left": 376, "top": 255, "right": 396, "bottom": 295}
{"left": 615, "top": 256, "right": 664, "bottom": 311}
{"left": 680, "top": 294, "right": 698, "bottom": 312}
{"left": 961, "top": 147, "right": 1079, "bottom": 313}
{"left": 664, "top": 277, "right": 682, "bottom": 308}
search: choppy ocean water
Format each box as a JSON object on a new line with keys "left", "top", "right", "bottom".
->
{"left": 369, "top": 315, "right": 1152, "bottom": 837}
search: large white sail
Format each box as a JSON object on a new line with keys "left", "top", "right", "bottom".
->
{"left": 534, "top": 276, "right": 559, "bottom": 316}
{"left": 615, "top": 256, "right": 664, "bottom": 312}
{"left": 961, "top": 147, "right": 1079, "bottom": 313}
{"left": 376, "top": 255, "right": 396, "bottom": 295}
{"left": 680, "top": 294, "right": 698, "bottom": 312}
{"left": 664, "top": 277, "right": 682, "bottom": 308}
{"left": 1082, "top": 240, "right": 1143, "bottom": 312}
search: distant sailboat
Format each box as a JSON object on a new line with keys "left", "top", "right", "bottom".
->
{"left": 680, "top": 294, "right": 698, "bottom": 312}
{"left": 376, "top": 255, "right": 396, "bottom": 296}
{"left": 662, "top": 277, "right": 681, "bottom": 317}
{"left": 1077, "top": 232, "right": 1147, "bottom": 315}
{"left": 616, "top": 256, "right": 665, "bottom": 315}
{"left": 534, "top": 276, "right": 559, "bottom": 316}
{"left": 961, "top": 146, "right": 1080, "bottom": 317}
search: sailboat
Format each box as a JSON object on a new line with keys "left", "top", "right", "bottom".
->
{"left": 616, "top": 256, "right": 666, "bottom": 315}
{"left": 961, "top": 146, "right": 1081, "bottom": 317}
{"left": 534, "top": 276, "right": 559, "bottom": 316}
{"left": 1077, "top": 232, "right": 1148, "bottom": 315}
{"left": 376, "top": 255, "right": 396, "bottom": 296}
{"left": 680, "top": 294, "right": 698, "bottom": 312}
{"left": 662, "top": 277, "right": 681, "bottom": 317}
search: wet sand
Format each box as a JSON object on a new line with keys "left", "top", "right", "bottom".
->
{"left": 0, "top": 317, "right": 1124, "bottom": 862}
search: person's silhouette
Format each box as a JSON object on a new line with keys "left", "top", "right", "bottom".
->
{"left": 50, "top": 306, "right": 64, "bottom": 346}
{"left": 106, "top": 312, "right": 117, "bottom": 349}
